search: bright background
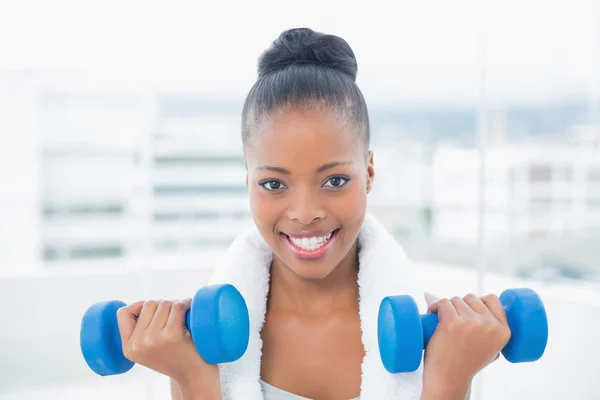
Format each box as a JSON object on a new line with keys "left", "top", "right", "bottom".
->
{"left": 0, "top": 0, "right": 599, "bottom": 399}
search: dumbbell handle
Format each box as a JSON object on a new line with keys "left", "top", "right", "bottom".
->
{"left": 420, "top": 305, "right": 509, "bottom": 347}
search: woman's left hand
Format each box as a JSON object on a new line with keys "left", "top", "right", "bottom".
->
{"left": 421, "top": 292, "right": 510, "bottom": 399}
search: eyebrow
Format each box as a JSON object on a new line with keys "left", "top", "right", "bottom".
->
{"left": 256, "top": 161, "right": 354, "bottom": 175}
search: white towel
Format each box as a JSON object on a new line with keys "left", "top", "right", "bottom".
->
{"left": 208, "top": 213, "right": 427, "bottom": 399}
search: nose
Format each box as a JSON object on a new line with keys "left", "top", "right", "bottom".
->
{"left": 286, "top": 186, "right": 325, "bottom": 226}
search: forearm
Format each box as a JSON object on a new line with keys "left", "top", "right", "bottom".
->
{"left": 421, "top": 389, "right": 468, "bottom": 400}
{"left": 421, "top": 379, "right": 471, "bottom": 400}
{"left": 179, "top": 381, "right": 221, "bottom": 400}
{"left": 172, "top": 377, "right": 221, "bottom": 400}
{"left": 421, "top": 389, "right": 469, "bottom": 400}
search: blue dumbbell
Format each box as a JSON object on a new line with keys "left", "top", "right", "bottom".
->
{"left": 80, "top": 283, "right": 250, "bottom": 376}
{"left": 378, "top": 288, "right": 549, "bottom": 373}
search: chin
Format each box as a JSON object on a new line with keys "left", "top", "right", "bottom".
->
{"left": 289, "top": 262, "right": 337, "bottom": 281}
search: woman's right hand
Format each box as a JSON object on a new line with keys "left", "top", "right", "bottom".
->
{"left": 116, "top": 298, "right": 221, "bottom": 397}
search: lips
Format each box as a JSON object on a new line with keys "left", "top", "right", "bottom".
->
{"left": 280, "top": 228, "right": 340, "bottom": 260}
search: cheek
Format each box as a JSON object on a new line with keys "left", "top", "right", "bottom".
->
{"left": 249, "top": 187, "right": 281, "bottom": 230}
{"left": 330, "top": 183, "right": 367, "bottom": 222}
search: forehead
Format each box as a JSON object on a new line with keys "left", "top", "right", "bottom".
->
{"left": 246, "top": 107, "right": 362, "bottom": 171}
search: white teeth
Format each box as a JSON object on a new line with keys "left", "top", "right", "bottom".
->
{"left": 326, "top": 231, "right": 333, "bottom": 240}
{"left": 288, "top": 231, "right": 336, "bottom": 251}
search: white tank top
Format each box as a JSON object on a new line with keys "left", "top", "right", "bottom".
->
{"left": 260, "top": 379, "right": 360, "bottom": 400}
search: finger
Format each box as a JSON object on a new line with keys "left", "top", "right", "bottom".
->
{"left": 463, "top": 293, "right": 496, "bottom": 319}
{"left": 116, "top": 300, "right": 145, "bottom": 345}
{"left": 481, "top": 294, "right": 508, "bottom": 325}
{"left": 450, "top": 296, "right": 476, "bottom": 317}
{"left": 165, "top": 297, "right": 192, "bottom": 334}
{"left": 426, "top": 297, "right": 442, "bottom": 313}
{"left": 132, "top": 300, "right": 161, "bottom": 336}
{"left": 147, "top": 300, "right": 174, "bottom": 333}
{"left": 427, "top": 298, "right": 458, "bottom": 323}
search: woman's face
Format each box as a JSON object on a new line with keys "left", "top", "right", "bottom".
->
{"left": 245, "top": 106, "right": 374, "bottom": 280}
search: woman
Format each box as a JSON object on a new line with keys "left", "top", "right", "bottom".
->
{"left": 116, "top": 28, "right": 510, "bottom": 400}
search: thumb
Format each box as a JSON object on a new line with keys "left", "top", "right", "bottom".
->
{"left": 116, "top": 300, "right": 145, "bottom": 346}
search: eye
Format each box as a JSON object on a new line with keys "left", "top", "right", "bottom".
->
{"left": 260, "top": 179, "right": 287, "bottom": 191}
{"left": 323, "top": 176, "right": 350, "bottom": 188}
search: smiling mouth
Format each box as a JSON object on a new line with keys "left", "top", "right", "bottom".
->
{"left": 280, "top": 228, "right": 341, "bottom": 260}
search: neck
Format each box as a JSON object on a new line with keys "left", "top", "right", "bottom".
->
{"left": 267, "top": 240, "right": 360, "bottom": 317}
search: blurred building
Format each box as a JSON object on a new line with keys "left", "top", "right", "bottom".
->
{"left": 431, "top": 144, "right": 600, "bottom": 244}
{"left": 0, "top": 77, "right": 253, "bottom": 274}
{"left": 40, "top": 89, "right": 252, "bottom": 269}
{"left": 366, "top": 139, "right": 434, "bottom": 252}
{"left": 39, "top": 85, "right": 149, "bottom": 267}
{"left": 429, "top": 143, "right": 600, "bottom": 280}
{"left": 149, "top": 94, "right": 250, "bottom": 266}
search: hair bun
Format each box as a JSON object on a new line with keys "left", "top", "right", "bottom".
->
{"left": 258, "top": 28, "right": 358, "bottom": 81}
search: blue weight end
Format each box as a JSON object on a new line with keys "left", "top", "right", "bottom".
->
{"left": 500, "top": 288, "right": 549, "bottom": 363}
{"left": 80, "top": 300, "right": 135, "bottom": 376}
{"left": 189, "top": 284, "right": 250, "bottom": 365}
{"left": 378, "top": 295, "right": 423, "bottom": 373}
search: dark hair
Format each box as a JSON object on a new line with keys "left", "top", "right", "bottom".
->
{"left": 241, "top": 28, "right": 370, "bottom": 153}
